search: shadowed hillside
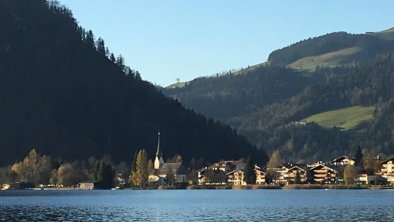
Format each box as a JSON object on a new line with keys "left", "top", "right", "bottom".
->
{"left": 0, "top": 0, "right": 267, "bottom": 165}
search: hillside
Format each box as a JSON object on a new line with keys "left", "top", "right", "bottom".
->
{"left": 304, "top": 106, "right": 375, "bottom": 130}
{"left": 288, "top": 47, "right": 362, "bottom": 72}
{"left": 268, "top": 31, "right": 394, "bottom": 69}
{"left": 164, "top": 66, "right": 313, "bottom": 120}
{"left": 164, "top": 28, "right": 394, "bottom": 162}
{"left": 0, "top": 0, "right": 267, "bottom": 166}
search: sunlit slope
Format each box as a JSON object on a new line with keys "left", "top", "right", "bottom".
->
{"left": 288, "top": 47, "right": 362, "bottom": 72}
{"left": 304, "top": 106, "right": 375, "bottom": 130}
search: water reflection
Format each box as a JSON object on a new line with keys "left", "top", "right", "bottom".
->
{"left": 1, "top": 190, "right": 394, "bottom": 221}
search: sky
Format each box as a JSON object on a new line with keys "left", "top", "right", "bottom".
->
{"left": 60, "top": 0, "right": 394, "bottom": 86}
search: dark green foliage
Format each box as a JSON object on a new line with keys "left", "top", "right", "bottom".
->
{"left": 355, "top": 146, "right": 363, "bottom": 168}
{"left": 164, "top": 66, "right": 311, "bottom": 120}
{"left": 294, "top": 171, "right": 301, "bottom": 184}
{"left": 243, "top": 158, "right": 256, "bottom": 184}
{"left": 165, "top": 32, "right": 394, "bottom": 162}
{"left": 93, "top": 160, "right": 114, "bottom": 189}
{"left": 0, "top": 0, "right": 267, "bottom": 166}
{"left": 204, "top": 169, "right": 226, "bottom": 184}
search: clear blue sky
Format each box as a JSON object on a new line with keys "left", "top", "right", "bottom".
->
{"left": 60, "top": 0, "right": 394, "bottom": 86}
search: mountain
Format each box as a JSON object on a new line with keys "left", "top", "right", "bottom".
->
{"left": 0, "top": 0, "right": 268, "bottom": 166}
{"left": 164, "top": 28, "right": 394, "bottom": 162}
{"left": 268, "top": 30, "right": 394, "bottom": 71}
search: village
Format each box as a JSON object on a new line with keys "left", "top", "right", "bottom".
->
{"left": 143, "top": 152, "right": 394, "bottom": 190}
{"left": 2, "top": 133, "right": 394, "bottom": 191}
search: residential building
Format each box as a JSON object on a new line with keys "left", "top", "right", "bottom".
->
{"left": 309, "top": 164, "right": 337, "bottom": 184}
{"left": 255, "top": 165, "right": 266, "bottom": 185}
{"left": 227, "top": 169, "right": 246, "bottom": 186}
{"left": 331, "top": 156, "right": 355, "bottom": 166}
{"left": 79, "top": 182, "right": 95, "bottom": 190}
{"left": 379, "top": 157, "right": 394, "bottom": 184}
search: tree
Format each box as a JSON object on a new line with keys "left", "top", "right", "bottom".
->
{"left": 116, "top": 54, "right": 126, "bottom": 72}
{"left": 115, "top": 161, "right": 129, "bottom": 187}
{"left": 55, "top": 163, "right": 78, "bottom": 186}
{"left": 130, "top": 149, "right": 148, "bottom": 188}
{"left": 204, "top": 169, "right": 226, "bottom": 185}
{"left": 294, "top": 170, "right": 301, "bottom": 184}
{"left": 344, "top": 165, "right": 357, "bottom": 185}
{"left": 355, "top": 146, "right": 363, "bottom": 169}
{"left": 11, "top": 149, "right": 52, "bottom": 185}
{"left": 244, "top": 158, "right": 256, "bottom": 184}
{"left": 110, "top": 53, "right": 116, "bottom": 63}
{"left": 267, "top": 149, "right": 282, "bottom": 168}
{"left": 53, "top": 161, "right": 89, "bottom": 187}
{"left": 85, "top": 30, "right": 95, "bottom": 48}
{"left": 96, "top": 37, "right": 106, "bottom": 55}
{"left": 92, "top": 159, "right": 114, "bottom": 189}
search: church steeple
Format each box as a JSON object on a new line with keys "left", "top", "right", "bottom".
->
{"left": 154, "top": 131, "right": 163, "bottom": 170}
{"left": 156, "top": 131, "right": 160, "bottom": 156}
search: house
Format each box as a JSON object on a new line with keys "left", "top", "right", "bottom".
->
{"left": 378, "top": 157, "right": 394, "bottom": 184}
{"left": 159, "top": 162, "right": 187, "bottom": 184}
{"left": 309, "top": 164, "right": 337, "bottom": 184}
{"left": 283, "top": 164, "right": 308, "bottom": 184}
{"left": 255, "top": 165, "right": 266, "bottom": 185}
{"left": 356, "top": 174, "right": 377, "bottom": 185}
{"left": 267, "top": 164, "right": 308, "bottom": 185}
{"left": 196, "top": 159, "right": 247, "bottom": 185}
{"left": 227, "top": 169, "right": 246, "bottom": 186}
{"left": 331, "top": 156, "right": 355, "bottom": 166}
{"left": 79, "top": 182, "right": 95, "bottom": 190}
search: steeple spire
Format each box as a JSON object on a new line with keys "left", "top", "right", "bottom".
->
{"left": 156, "top": 131, "right": 160, "bottom": 156}
{"left": 154, "top": 131, "right": 162, "bottom": 170}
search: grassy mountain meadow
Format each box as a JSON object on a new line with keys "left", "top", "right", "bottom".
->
{"left": 164, "top": 28, "right": 394, "bottom": 163}
{"left": 0, "top": 0, "right": 268, "bottom": 166}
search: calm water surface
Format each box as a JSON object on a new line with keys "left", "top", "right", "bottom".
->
{"left": 0, "top": 189, "right": 393, "bottom": 221}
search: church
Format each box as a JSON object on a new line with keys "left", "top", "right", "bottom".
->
{"left": 148, "top": 132, "right": 187, "bottom": 187}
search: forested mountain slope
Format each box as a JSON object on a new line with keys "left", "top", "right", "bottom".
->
{"left": 0, "top": 0, "right": 267, "bottom": 165}
{"left": 164, "top": 28, "right": 394, "bottom": 162}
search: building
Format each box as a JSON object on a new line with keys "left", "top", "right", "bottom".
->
{"left": 331, "top": 156, "right": 355, "bottom": 166}
{"left": 197, "top": 159, "right": 247, "bottom": 185}
{"left": 148, "top": 132, "right": 187, "bottom": 187}
{"left": 268, "top": 165, "right": 291, "bottom": 185}
{"left": 154, "top": 132, "right": 164, "bottom": 171}
{"left": 309, "top": 164, "right": 337, "bottom": 184}
{"left": 227, "top": 169, "right": 246, "bottom": 186}
{"left": 255, "top": 165, "right": 266, "bottom": 185}
{"left": 79, "top": 182, "right": 95, "bottom": 190}
{"left": 356, "top": 174, "right": 377, "bottom": 185}
{"left": 283, "top": 164, "right": 307, "bottom": 184}
{"left": 158, "top": 162, "right": 187, "bottom": 184}
{"left": 378, "top": 157, "right": 394, "bottom": 184}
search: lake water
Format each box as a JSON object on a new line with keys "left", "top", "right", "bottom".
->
{"left": 1, "top": 189, "right": 393, "bottom": 221}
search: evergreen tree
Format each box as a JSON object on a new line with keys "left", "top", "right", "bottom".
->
{"left": 93, "top": 159, "right": 114, "bottom": 189}
{"left": 110, "top": 53, "right": 116, "bottom": 63}
{"left": 130, "top": 149, "right": 148, "bottom": 188}
{"left": 244, "top": 158, "right": 256, "bottom": 184}
{"left": 96, "top": 37, "right": 106, "bottom": 55}
{"left": 294, "top": 171, "right": 301, "bottom": 184}
{"left": 355, "top": 146, "right": 363, "bottom": 169}
{"left": 85, "top": 30, "right": 95, "bottom": 48}
{"left": 116, "top": 54, "right": 125, "bottom": 72}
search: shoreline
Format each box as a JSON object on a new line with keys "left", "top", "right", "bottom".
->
{"left": 2, "top": 184, "right": 394, "bottom": 191}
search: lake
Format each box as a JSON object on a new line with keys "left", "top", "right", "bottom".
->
{"left": 1, "top": 189, "right": 393, "bottom": 221}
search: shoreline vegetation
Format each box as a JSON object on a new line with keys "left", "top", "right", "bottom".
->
{"left": 2, "top": 184, "right": 393, "bottom": 191}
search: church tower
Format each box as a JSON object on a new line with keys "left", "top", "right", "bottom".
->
{"left": 154, "top": 132, "right": 164, "bottom": 170}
